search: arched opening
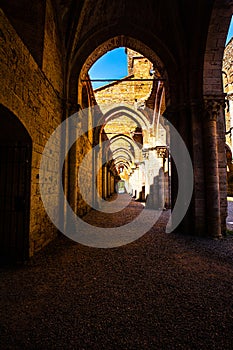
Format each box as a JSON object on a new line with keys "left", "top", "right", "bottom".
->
{"left": 3, "top": 2, "right": 233, "bottom": 348}
{"left": 64, "top": 2, "right": 232, "bottom": 238}
{"left": 66, "top": 40, "right": 172, "bottom": 224}
{"left": 222, "top": 14, "right": 233, "bottom": 231}
{"left": 0, "top": 104, "right": 32, "bottom": 264}
{"left": 202, "top": 1, "right": 232, "bottom": 236}
{"left": 65, "top": 25, "right": 179, "bottom": 228}
{"left": 89, "top": 45, "right": 170, "bottom": 208}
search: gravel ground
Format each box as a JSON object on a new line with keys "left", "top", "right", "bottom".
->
{"left": 227, "top": 197, "right": 233, "bottom": 231}
{"left": 1, "top": 195, "right": 233, "bottom": 349}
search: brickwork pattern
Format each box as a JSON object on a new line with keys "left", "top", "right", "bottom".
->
{"left": 0, "top": 9, "right": 63, "bottom": 256}
{"left": 223, "top": 38, "right": 233, "bottom": 143}
{"left": 94, "top": 51, "right": 153, "bottom": 106}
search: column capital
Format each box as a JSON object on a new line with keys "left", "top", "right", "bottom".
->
{"left": 203, "top": 95, "right": 226, "bottom": 122}
{"left": 155, "top": 146, "right": 168, "bottom": 158}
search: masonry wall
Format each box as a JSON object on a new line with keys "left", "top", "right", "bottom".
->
{"left": 223, "top": 38, "right": 233, "bottom": 148}
{"left": 43, "top": 0, "right": 64, "bottom": 93}
{"left": 104, "top": 115, "right": 138, "bottom": 137}
{"left": 223, "top": 38, "right": 233, "bottom": 196}
{"left": 69, "top": 134, "right": 93, "bottom": 218}
{"left": 94, "top": 51, "right": 153, "bottom": 106}
{"left": 0, "top": 8, "right": 64, "bottom": 256}
{"left": 0, "top": 0, "right": 46, "bottom": 68}
{"left": 65, "top": 80, "right": 98, "bottom": 219}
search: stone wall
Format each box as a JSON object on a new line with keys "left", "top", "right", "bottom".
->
{"left": 65, "top": 78, "right": 99, "bottom": 219}
{"left": 0, "top": 0, "right": 46, "bottom": 68}
{"left": 0, "top": 7, "right": 63, "bottom": 256}
{"left": 94, "top": 50, "right": 153, "bottom": 106}
{"left": 126, "top": 48, "right": 143, "bottom": 75}
{"left": 104, "top": 115, "right": 139, "bottom": 138}
{"left": 223, "top": 38, "right": 233, "bottom": 147}
{"left": 43, "top": 0, "right": 64, "bottom": 93}
{"left": 223, "top": 38, "right": 233, "bottom": 196}
{"left": 91, "top": 49, "right": 168, "bottom": 208}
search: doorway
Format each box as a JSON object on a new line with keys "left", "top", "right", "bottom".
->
{"left": 0, "top": 105, "right": 32, "bottom": 264}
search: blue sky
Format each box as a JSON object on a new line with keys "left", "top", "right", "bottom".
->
{"left": 226, "top": 15, "right": 233, "bottom": 45}
{"left": 89, "top": 48, "right": 127, "bottom": 89}
{"left": 89, "top": 16, "right": 233, "bottom": 90}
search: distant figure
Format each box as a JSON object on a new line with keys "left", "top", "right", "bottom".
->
{"left": 117, "top": 180, "right": 125, "bottom": 194}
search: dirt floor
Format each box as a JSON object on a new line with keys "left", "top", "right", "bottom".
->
{"left": 1, "top": 195, "right": 233, "bottom": 349}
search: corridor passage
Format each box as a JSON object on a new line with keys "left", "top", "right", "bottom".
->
{"left": 1, "top": 196, "right": 233, "bottom": 349}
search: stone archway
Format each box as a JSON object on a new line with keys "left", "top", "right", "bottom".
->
{"left": 79, "top": 36, "right": 167, "bottom": 81}
{"left": 65, "top": 3, "right": 233, "bottom": 238}
{"left": 203, "top": 0, "right": 233, "bottom": 235}
{"left": 68, "top": 29, "right": 176, "bottom": 108}
{"left": 68, "top": 33, "right": 174, "bottom": 228}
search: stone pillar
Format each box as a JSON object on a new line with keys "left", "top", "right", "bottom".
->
{"left": 107, "top": 170, "right": 111, "bottom": 197}
{"left": 134, "top": 167, "right": 140, "bottom": 200}
{"left": 66, "top": 102, "right": 80, "bottom": 219}
{"left": 163, "top": 107, "right": 179, "bottom": 218}
{"left": 216, "top": 97, "right": 228, "bottom": 234}
{"left": 142, "top": 149, "right": 150, "bottom": 199}
{"left": 203, "top": 96, "right": 224, "bottom": 238}
{"left": 129, "top": 170, "right": 136, "bottom": 197}
{"left": 93, "top": 144, "right": 102, "bottom": 209}
{"left": 102, "top": 165, "right": 107, "bottom": 199}
{"left": 110, "top": 174, "right": 115, "bottom": 195}
{"left": 138, "top": 163, "right": 145, "bottom": 201}
{"left": 156, "top": 148, "right": 167, "bottom": 209}
{"left": 98, "top": 149, "right": 103, "bottom": 200}
{"left": 190, "top": 101, "right": 206, "bottom": 235}
{"left": 164, "top": 105, "right": 195, "bottom": 234}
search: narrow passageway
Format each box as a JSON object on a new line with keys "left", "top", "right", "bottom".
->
{"left": 1, "top": 3, "right": 233, "bottom": 349}
{"left": 82, "top": 193, "right": 145, "bottom": 228}
{"left": 1, "top": 197, "right": 233, "bottom": 349}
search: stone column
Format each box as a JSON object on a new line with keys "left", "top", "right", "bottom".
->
{"left": 92, "top": 147, "right": 97, "bottom": 209}
{"left": 65, "top": 102, "right": 80, "bottom": 220}
{"left": 102, "top": 165, "right": 107, "bottom": 199}
{"left": 203, "top": 96, "right": 224, "bottom": 238}
{"left": 107, "top": 170, "right": 111, "bottom": 197}
{"left": 190, "top": 101, "right": 206, "bottom": 235}
{"left": 156, "top": 147, "right": 167, "bottom": 209}
{"left": 142, "top": 149, "right": 149, "bottom": 199}
{"left": 98, "top": 148, "right": 103, "bottom": 200}
{"left": 138, "top": 163, "right": 145, "bottom": 201}
{"left": 134, "top": 167, "right": 140, "bottom": 200}
{"left": 110, "top": 174, "right": 115, "bottom": 195}
{"left": 217, "top": 96, "right": 228, "bottom": 234}
{"left": 163, "top": 108, "right": 179, "bottom": 218}
{"left": 129, "top": 170, "right": 136, "bottom": 197}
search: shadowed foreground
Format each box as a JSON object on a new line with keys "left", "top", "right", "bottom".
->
{"left": 1, "top": 195, "right": 233, "bottom": 349}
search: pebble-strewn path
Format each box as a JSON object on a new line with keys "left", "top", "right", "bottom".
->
{"left": 227, "top": 197, "right": 233, "bottom": 231}
{"left": 1, "top": 194, "right": 233, "bottom": 349}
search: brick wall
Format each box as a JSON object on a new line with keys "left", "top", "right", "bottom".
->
{"left": 0, "top": 8, "right": 64, "bottom": 256}
{"left": 94, "top": 50, "right": 153, "bottom": 106}
{"left": 223, "top": 38, "right": 233, "bottom": 147}
{"left": 43, "top": 0, "right": 64, "bottom": 93}
{"left": 223, "top": 38, "right": 233, "bottom": 196}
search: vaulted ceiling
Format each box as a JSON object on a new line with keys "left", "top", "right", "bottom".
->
{"left": 1, "top": 0, "right": 232, "bottom": 101}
